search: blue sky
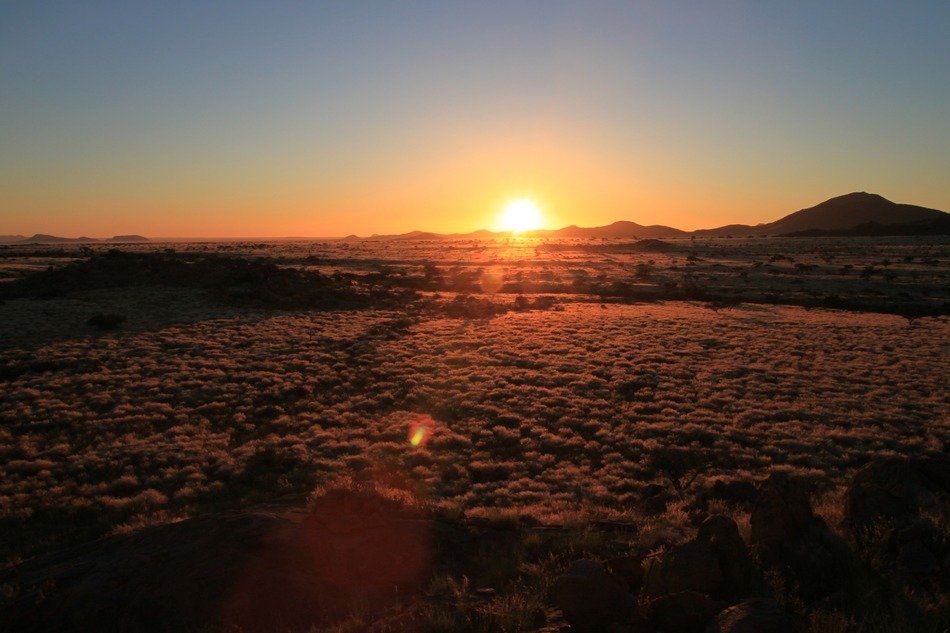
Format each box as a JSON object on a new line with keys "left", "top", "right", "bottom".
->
{"left": 2, "top": 1, "right": 948, "bottom": 236}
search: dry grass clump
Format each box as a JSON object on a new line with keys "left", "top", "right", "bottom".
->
{"left": 1, "top": 301, "right": 945, "bottom": 570}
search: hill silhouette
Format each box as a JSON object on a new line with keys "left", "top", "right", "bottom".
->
{"left": 6, "top": 193, "right": 947, "bottom": 242}
{"left": 16, "top": 234, "right": 149, "bottom": 244}
{"left": 352, "top": 192, "right": 946, "bottom": 240}
{"left": 537, "top": 220, "right": 687, "bottom": 239}
{"left": 694, "top": 192, "right": 946, "bottom": 236}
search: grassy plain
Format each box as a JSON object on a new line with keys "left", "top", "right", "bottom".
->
{"left": 0, "top": 236, "right": 947, "bottom": 630}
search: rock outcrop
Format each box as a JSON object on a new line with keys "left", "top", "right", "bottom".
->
{"left": 643, "top": 515, "right": 757, "bottom": 603}
{"left": 845, "top": 456, "right": 950, "bottom": 531}
{"left": 705, "top": 599, "right": 803, "bottom": 633}
{"left": 750, "top": 473, "right": 855, "bottom": 604}
{"left": 552, "top": 559, "right": 632, "bottom": 633}
{"left": 648, "top": 590, "right": 721, "bottom": 633}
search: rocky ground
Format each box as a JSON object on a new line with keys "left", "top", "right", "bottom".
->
{"left": 2, "top": 456, "right": 947, "bottom": 632}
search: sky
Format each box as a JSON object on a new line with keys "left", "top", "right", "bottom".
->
{"left": 1, "top": 1, "right": 949, "bottom": 237}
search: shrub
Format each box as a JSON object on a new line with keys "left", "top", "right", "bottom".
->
{"left": 87, "top": 313, "right": 126, "bottom": 330}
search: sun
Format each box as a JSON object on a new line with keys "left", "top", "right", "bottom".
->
{"left": 499, "top": 198, "right": 544, "bottom": 233}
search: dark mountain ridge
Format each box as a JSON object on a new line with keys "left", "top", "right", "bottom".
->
{"left": 694, "top": 192, "right": 945, "bottom": 237}
{"left": 16, "top": 234, "right": 150, "bottom": 244}
{"left": 355, "top": 192, "right": 946, "bottom": 240}
{"left": 8, "top": 193, "right": 946, "bottom": 243}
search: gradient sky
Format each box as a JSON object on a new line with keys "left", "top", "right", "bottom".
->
{"left": 2, "top": 1, "right": 949, "bottom": 237}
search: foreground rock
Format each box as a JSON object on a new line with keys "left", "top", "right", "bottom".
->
{"left": 643, "top": 515, "right": 757, "bottom": 602}
{"left": 845, "top": 457, "right": 950, "bottom": 589}
{"left": 750, "top": 473, "right": 826, "bottom": 553}
{"left": 845, "top": 456, "right": 950, "bottom": 531}
{"left": 750, "top": 473, "right": 858, "bottom": 604}
{"left": 705, "top": 599, "right": 803, "bottom": 633}
{"left": 552, "top": 559, "right": 632, "bottom": 633}
{"left": 648, "top": 590, "right": 721, "bottom": 633}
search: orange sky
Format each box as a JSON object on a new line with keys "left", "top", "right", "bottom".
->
{"left": 3, "top": 114, "right": 945, "bottom": 237}
{"left": 2, "top": 3, "right": 948, "bottom": 238}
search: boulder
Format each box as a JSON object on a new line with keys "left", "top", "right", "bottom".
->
{"left": 887, "top": 518, "right": 946, "bottom": 576}
{"left": 699, "top": 515, "right": 747, "bottom": 562}
{"left": 643, "top": 515, "right": 759, "bottom": 602}
{"left": 698, "top": 515, "right": 759, "bottom": 600}
{"left": 705, "top": 599, "right": 803, "bottom": 633}
{"left": 844, "top": 457, "right": 950, "bottom": 532}
{"left": 750, "top": 473, "right": 826, "bottom": 555}
{"left": 750, "top": 474, "right": 855, "bottom": 604}
{"left": 897, "top": 541, "right": 940, "bottom": 576}
{"left": 552, "top": 559, "right": 632, "bottom": 633}
{"left": 648, "top": 591, "right": 721, "bottom": 633}
{"left": 642, "top": 539, "right": 722, "bottom": 598}
{"left": 605, "top": 555, "right": 645, "bottom": 595}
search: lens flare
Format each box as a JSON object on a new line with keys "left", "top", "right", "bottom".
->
{"left": 479, "top": 268, "right": 504, "bottom": 293}
{"left": 408, "top": 415, "right": 435, "bottom": 447}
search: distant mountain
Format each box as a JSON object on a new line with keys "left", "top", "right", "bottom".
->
{"left": 20, "top": 234, "right": 95, "bottom": 243}
{"left": 781, "top": 214, "right": 950, "bottom": 237}
{"left": 693, "top": 224, "right": 758, "bottom": 237}
{"left": 695, "top": 192, "right": 946, "bottom": 237}
{"left": 17, "top": 234, "right": 149, "bottom": 244}
{"left": 366, "top": 230, "right": 443, "bottom": 241}
{"left": 108, "top": 235, "right": 149, "bottom": 242}
{"left": 349, "top": 193, "right": 944, "bottom": 240}
{"left": 16, "top": 193, "right": 943, "bottom": 243}
{"left": 537, "top": 220, "right": 686, "bottom": 239}
{"left": 357, "top": 221, "right": 685, "bottom": 241}
{"left": 362, "top": 228, "right": 498, "bottom": 241}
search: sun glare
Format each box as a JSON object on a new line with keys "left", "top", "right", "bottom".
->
{"left": 500, "top": 198, "right": 543, "bottom": 233}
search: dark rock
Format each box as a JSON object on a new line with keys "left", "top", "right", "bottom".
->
{"left": 643, "top": 515, "right": 760, "bottom": 603}
{"left": 649, "top": 591, "right": 721, "bottom": 633}
{"left": 642, "top": 539, "right": 722, "bottom": 598}
{"left": 897, "top": 541, "right": 940, "bottom": 576}
{"left": 886, "top": 517, "right": 946, "bottom": 564}
{"left": 750, "top": 474, "right": 856, "bottom": 604}
{"left": 605, "top": 555, "right": 644, "bottom": 595}
{"left": 552, "top": 559, "right": 632, "bottom": 633}
{"left": 699, "top": 515, "right": 746, "bottom": 561}
{"left": 697, "top": 515, "right": 760, "bottom": 600}
{"left": 705, "top": 599, "right": 804, "bottom": 633}
{"left": 750, "top": 473, "right": 826, "bottom": 555}
{"left": 844, "top": 457, "right": 950, "bottom": 532}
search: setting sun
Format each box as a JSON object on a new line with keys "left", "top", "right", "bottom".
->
{"left": 500, "top": 198, "right": 544, "bottom": 233}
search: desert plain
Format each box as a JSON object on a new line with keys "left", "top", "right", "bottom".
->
{"left": 0, "top": 235, "right": 947, "bottom": 632}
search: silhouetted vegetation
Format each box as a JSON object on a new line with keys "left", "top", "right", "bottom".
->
{"left": 87, "top": 312, "right": 126, "bottom": 330}
{"left": 0, "top": 250, "right": 416, "bottom": 311}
